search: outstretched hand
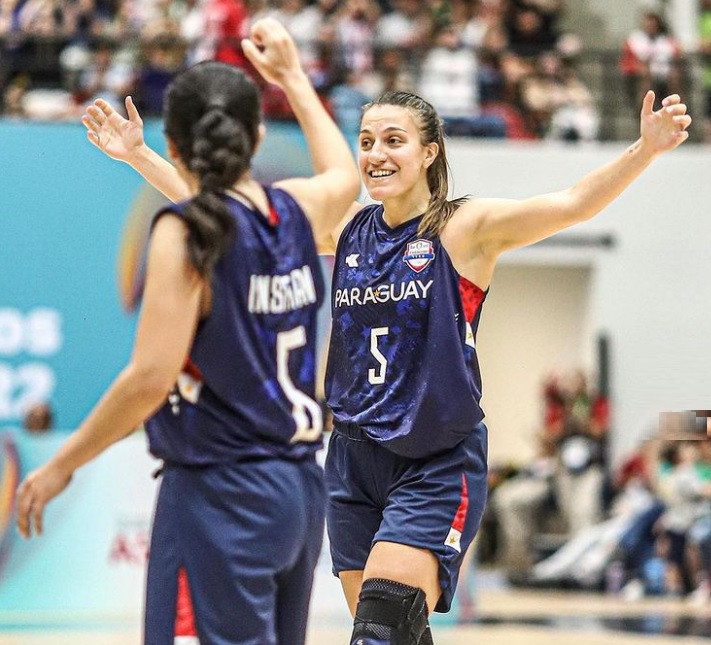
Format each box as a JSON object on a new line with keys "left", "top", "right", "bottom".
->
{"left": 241, "top": 17, "right": 304, "bottom": 88}
{"left": 82, "top": 96, "right": 145, "bottom": 162}
{"left": 640, "top": 91, "right": 691, "bottom": 155}
{"left": 16, "top": 463, "right": 72, "bottom": 539}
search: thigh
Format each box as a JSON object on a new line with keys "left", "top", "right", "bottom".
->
{"left": 363, "top": 541, "right": 441, "bottom": 614}
{"left": 325, "top": 433, "right": 385, "bottom": 575}
{"left": 376, "top": 423, "right": 489, "bottom": 613}
{"left": 178, "top": 460, "right": 323, "bottom": 645}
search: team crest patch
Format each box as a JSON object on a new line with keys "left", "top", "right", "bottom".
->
{"left": 403, "top": 239, "right": 435, "bottom": 273}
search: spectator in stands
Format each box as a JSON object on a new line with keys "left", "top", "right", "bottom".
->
{"left": 685, "top": 439, "right": 711, "bottom": 604}
{"left": 519, "top": 51, "right": 598, "bottom": 140}
{"left": 521, "top": 441, "right": 658, "bottom": 591}
{"left": 653, "top": 440, "right": 711, "bottom": 595}
{"left": 505, "top": 2, "right": 559, "bottom": 60}
{"left": 270, "top": 0, "right": 337, "bottom": 81}
{"left": 375, "top": 0, "right": 432, "bottom": 56}
{"left": 134, "top": 33, "right": 186, "bottom": 116}
{"left": 492, "top": 431, "right": 559, "bottom": 569}
{"left": 202, "top": 0, "right": 250, "bottom": 69}
{"left": 418, "top": 22, "right": 506, "bottom": 137}
{"left": 333, "top": 0, "right": 379, "bottom": 80}
{"left": 620, "top": 11, "right": 682, "bottom": 111}
{"left": 74, "top": 36, "right": 135, "bottom": 109}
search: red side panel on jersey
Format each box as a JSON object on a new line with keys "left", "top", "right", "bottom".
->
{"left": 459, "top": 277, "right": 485, "bottom": 322}
{"left": 175, "top": 568, "right": 197, "bottom": 637}
{"left": 451, "top": 474, "right": 469, "bottom": 533}
{"left": 268, "top": 203, "right": 280, "bottom": 227}
{"left": 182, "top": 358, "right": 203, "bottom": 381}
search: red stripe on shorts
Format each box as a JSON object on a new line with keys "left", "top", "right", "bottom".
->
{"left": 175, "top": 567, "right": 197, "bottom": 637}
{"left": 451, "top": 473, "right": 469, "bottom": 533}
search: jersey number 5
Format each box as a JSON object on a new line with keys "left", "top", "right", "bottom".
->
{"left": 277, "top": 327, "right": 323, "bottom": 442}
{"left": 368, "top": 327, "right": 389, "bottom": 385}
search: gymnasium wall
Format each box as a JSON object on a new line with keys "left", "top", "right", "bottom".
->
{"left": 448, "top": 139, "right": 711, "bottom": 465}
{"left": 2, "top": 122, "right": 709, "bottom": 465}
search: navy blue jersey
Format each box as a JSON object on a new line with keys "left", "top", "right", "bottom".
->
{"left": 325, "top": 204, "right": 487, "bottom": 458}
{"left": 145, "top": 187, "right": 325, "bottom": 465}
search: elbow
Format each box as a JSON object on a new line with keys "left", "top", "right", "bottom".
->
{"left": 123, "top": 362, "right": 175, "bottom": 405}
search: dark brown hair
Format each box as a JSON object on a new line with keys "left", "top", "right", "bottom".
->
{"left": 163, "top": 61, "right": 261, "bottom": 279}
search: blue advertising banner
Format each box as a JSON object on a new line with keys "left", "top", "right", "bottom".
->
{"left": 0, "top": 119, "right": 315, "bottom": 431}
{"left": 0, "top": 119, "right": 341, "bottom": 626}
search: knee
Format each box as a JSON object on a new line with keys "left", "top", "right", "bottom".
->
{"left": 350, "top": 578, "right": 433, "bottom": 645}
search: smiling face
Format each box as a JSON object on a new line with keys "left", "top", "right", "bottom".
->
{"left": 358, "top": 104, "right": 438, "bottom": 204}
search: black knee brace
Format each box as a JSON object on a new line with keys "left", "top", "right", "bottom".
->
{"left": 350, "top": 578, "right": 433, "bottom": 645}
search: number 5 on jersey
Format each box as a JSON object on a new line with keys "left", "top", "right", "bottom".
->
{"left": 277, "top": 327, "right": 323, "bottom": 442}
{"left": 368, "top": 327, "right": 389, "bottom": 385}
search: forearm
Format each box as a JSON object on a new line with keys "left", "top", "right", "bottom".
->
{"left": 281, "top": 72, "right": 354, "bottom": 177}
{"left": 50, "top": 364, "right": 168, "bottom": 477}
{"left": 128, "top": 145, "right": 193, "bottom": 203}
{"left": 565, "top": 138, "right": 658, "bottom": 220}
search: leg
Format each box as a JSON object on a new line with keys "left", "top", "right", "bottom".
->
{"left": 349, "top": 542, "right": 439, "bottom": 645}
{"left": 342, "top": 545, "right": 439, "bottom": 644}
{"left": 339, "top": 569, "right": 364, "bottom": 617}
{"left": 363, "top": 542, "right": 441, "bottom": 614}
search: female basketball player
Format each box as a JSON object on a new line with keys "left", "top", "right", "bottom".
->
{"left": 73, "top": 49, "right": 691, "bottom": 643}
{"left": 320, "top": 89, "right": 689, "bottom": 645}
{"left": 15, "top": 19, "right": 359, "bottom": 645}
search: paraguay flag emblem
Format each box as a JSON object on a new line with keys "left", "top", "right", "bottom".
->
{"left": 403, "top": 239, "right": 435, "bottom": 273}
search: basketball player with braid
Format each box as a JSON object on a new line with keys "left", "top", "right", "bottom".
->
{"left": 15, "top": 19, "right": 359, "bottom": 645}
{"left": 72, "top": 32, "right": 691, "bottom": 645}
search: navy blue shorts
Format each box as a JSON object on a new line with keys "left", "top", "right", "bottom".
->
{"left": 324, "top": 423, "right": 488, "bottom": 613}
{"left": 144, "top": 456, "right": 325, "bottom": 645}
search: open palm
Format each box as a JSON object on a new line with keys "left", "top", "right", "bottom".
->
{"left": 81, "top": 96, "right": 145, "bottom": 162}
{"left": 640, "top": 91, "right": 691, "bottom": 155}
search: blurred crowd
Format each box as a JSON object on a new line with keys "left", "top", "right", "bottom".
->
{"left": 1, "top": 0, "right": 709, "bottom": 141}
{"left": 483, "top": 373, "right": 711, "bottom": 606}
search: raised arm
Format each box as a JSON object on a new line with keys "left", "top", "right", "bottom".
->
{"left": 16, "top": 215, "right": 203, "bottom": 538}
{"left": 82, "top": 96, "right": 192, "bottom": 202}
{"left": 442, "top": 91, "right": 691, "bottom": 287}
{"left": 242, "top": 19, "right": 361, "bottom": 250}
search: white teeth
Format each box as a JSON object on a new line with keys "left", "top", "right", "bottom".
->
{"left": 370, "top": 170, "right": 395, "bottom": 178}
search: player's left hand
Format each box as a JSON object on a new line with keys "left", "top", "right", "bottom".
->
{"left": 640, "top": 91, "right": 691, "bottom": 154}
{"left": 16, "top": 463, "right": 72, "bottom": 539}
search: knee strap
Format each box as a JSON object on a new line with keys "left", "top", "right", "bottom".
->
{"left": 351, "top": 578, "right": 431, "bottom": 645}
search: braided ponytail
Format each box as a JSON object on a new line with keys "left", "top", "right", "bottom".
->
{"left": 164, "top": 62, "right": 261, "bottom": 279}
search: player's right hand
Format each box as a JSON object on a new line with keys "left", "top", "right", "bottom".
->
{"left": 241, "top": 18, "right": 304, "bottom": 88}
{"left": 82, "top": 96, "right": 145, "bottom": 162}
{"left": 16, "top": 462, "right": 72, "bottom": 539}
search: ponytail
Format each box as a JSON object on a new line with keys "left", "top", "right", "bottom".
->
{"left": 181, "top": 108, "right": 252, "bottom": 278}
{"left": 418, "top": 131, "right": 468, "bottom": 237}
{"left": 163, "top": 62, "right": 261, "bottom": 280}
